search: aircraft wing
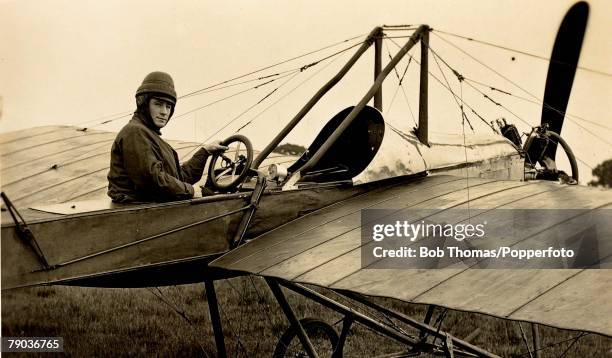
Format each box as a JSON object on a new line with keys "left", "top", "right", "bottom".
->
{"left": 211, "top": 175, "right": 612, "bottom": 337}
{"left": 0, "top": 126, "right": 297, "bottom": 209}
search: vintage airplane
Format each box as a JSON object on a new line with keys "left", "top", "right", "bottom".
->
{"left": 2, "top": 1, "right": 610, "bottom": 356}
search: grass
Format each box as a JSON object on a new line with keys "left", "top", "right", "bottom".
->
{"left": 2, "top": 277, "right": 611, "bottom": 357}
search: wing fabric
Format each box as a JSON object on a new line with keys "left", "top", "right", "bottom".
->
{"left": 212, "top": 176, "right": 612, "bottom": 337}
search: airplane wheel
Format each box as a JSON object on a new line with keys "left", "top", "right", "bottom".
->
{"left": 273, "top": 318, "right": 339, "bottom": 358}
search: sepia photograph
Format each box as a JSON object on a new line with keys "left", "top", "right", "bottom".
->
{"left": 1, "top": 0, "right": 611, "bottom": 356}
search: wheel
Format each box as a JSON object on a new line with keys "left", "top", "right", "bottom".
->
{"left": 207, "top": 134, "right": 254, "bottom": 191}
{"left": 273, "top": 318, "right": 340, "bottom": 358}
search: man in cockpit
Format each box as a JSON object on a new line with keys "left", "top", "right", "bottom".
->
{"left": 107, "top": 71, "right": 227, "bottom": 203}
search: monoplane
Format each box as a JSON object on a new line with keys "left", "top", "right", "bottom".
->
{"left": 2, "top": 2, "right": 610, "bottom": 356}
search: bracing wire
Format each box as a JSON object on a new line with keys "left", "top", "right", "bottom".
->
{"left": 463, "top": 77, "right": 612, "bottom": 131}
{"left": 517, "top": 332, "right": 590, "bottom": 357}
{"left": 427, "top": 43, "right": 533, "bottom": 131}
{"left": 201, "top": 72, "right": 301, "bottom": 144}
{"left": 64, "top": 33, "right": 366, "bottom": 131}
{"left": 430, "top": 43, "right": 475, "bottom": 132}
{"left": 179, "top": 71, "right": 295, "bottom": 100}
{"left": 217, "top": 279, "right": 250, "bottom": 357}
{"left": 517, "top": 322, "right": 535, "bottom": 358}
{"left": 178, "top": 37, "right": 355, "bottom": 161}
{"left": 431, "top": 31, "right": 612, "bottom": 148}
{"left": 427, "top": 43, "right": 597, "bottom": 169}
{"left": 460, "top": 80, "right": 472, "bottom": 223}
{"left": 179, "top": 33, "right": 367, "bottom": 98}
{"left": 385, "top": 36, "right": 498, "bottom": 133}
{"left": 220, "top": 44, "right": 354, "bottom": 138}
{"left": 432, "top": 29, "right": 612, "bottom": 78}
{"left": 383, "top": 39, "right": 418, "bottom": 127}
{"left": 173, "top": 70, "right": 301, "bottom": 120}
{"left": 146, "top": 287, "right": 209, "bottom": 355}
{"left": 557, "top": 332, "right": 588, "bottom": 358}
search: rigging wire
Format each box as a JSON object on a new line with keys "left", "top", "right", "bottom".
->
{"left": 432, "top": 29, "right": 612, "bottom": 78}
{"left": 463, "top": 77, "right": 612, "bottom": 131}
{"left": 201, "top": 71, "right": 301, "bottom": 144}
{"left": 384, "top": 40, "right": 418, "bottom": 127}
{"left": 182, "top": 61, "right": 310, "bottom": 160}
{"left": 431, "top": 31, "right": 612, "bottom": 148}
{"left": 557, "top": 332, "right": 588, "bottom": 358}
{"left": 180, "top": 40, "right": 352, "bottom": 160}
{"left": 515, "top": 332, "right": 591, "bottom": 357}
{"left": 216, "top": 279, "right": 250, "bottom": 357}
{"left": 429, "top": 309, "right": 449, "bottom": 348}
{"left": 517, "top": 322, "right": 535, "bottom": 358}
{"left": 431, "top": 31, "right": 553, "bottom": 107}
{"left": 84, "top": 113, "right": 133, "bottom": 130}
{"left": 179, "top": 33, "right": 367, "bottom": 98}
{"left": 382, "top": 24, "right": 416, "bottom": 29}
{"left": 428, "top": 44, "right": 597, "bottom": 169}
{"left": 430, "top": 43, "right": 475, "bottom": 132}
{"left": 180, "top": 71, "right": 293, "bottom": 99}
{"left": 166, "top": 71, "right": 300, "bottom": 120}
{"left": 179, "top": 39, "right": 354, "bottom": 161}
{"left": 464, "top": 78, "right": 612, "bottom": 148}
{"left": 385, "top": 36, "right": 498, "bottom": 133}
{"left": 428, "top": 43, "right": 612, "bottom": 152}
{"left": 68, "top": 33, "right": 365, "bottom": 131}
{"left": 146, "top": 287, "right": 209, "bottom": 355}
{"left": 460, "top": 80, "right": 472, "bottom": 223}
{"left": 232, "top": 278, "right": 250, "bottom": 357}
{"left": 90, "top": 40, "right": 365, "bottom": 132}
{"left": 78, "top": 110, "right": 133, "bottom": 128}
{"left": 228, "top": 45, "right": 353, "bottom": 135}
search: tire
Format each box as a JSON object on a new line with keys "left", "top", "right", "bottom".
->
{"left": 273, "top": 318, "right": 340, "bottom": 358}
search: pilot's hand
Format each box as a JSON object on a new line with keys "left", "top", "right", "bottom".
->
{"left": 204, "top": 141, "right": 229, "bottom": 155}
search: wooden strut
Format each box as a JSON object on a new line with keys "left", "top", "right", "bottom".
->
{"left": 1, "top": 192, "right": 51, "bottom": 270}
{"left": 252, "top": 26, "right": 384, "bottom": 170}
{"left": 276, "top": 280, "right": 419, "bottom": 347}
{"left": 421, "top": 305, "right": 436, "bottom": 341}
{"left": 229, "top": 174, "right": 267, "bottom": 248}
{"left": 265, "top": 277, "right": 320, "bottom": 358}
{"left": 205, "top": 280, "right": 227, "bottom": 358}
{"left": 339, "top": 290, "right": 500, "bottom": 358}
{"left": 332, "top": 316, "right": 354, "bottom": 358}
{"left": 297, "top": 25, "right": 429, "bottom": 175}
{"left": 374, "top": 35, "right": 383, "bottom": 111}
{"left": 532, "top": 324, "right": 542, "bottom": 358}
{"left": 417, "top": 27, "right": 429, "bottom": 145}
{"left": 252, "top": 24, "right": 431, "bottom": 177}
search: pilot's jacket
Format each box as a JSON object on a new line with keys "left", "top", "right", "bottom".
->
{"left": 107, "top": 113, "right": 209, "bottom": 202}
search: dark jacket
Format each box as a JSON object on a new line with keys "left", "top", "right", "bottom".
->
{"left": 107, "top": 113, "right": 209, "bottom": 202}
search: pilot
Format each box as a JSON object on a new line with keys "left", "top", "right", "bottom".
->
{"left": 107, "top": 71, "right": 227, "bottom": 203}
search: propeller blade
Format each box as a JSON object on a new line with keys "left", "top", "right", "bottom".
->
{"left": 541, "top": 1, "right": 588, "bottom": 160}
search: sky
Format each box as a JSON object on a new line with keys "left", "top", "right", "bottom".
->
{"left": 1, "top": 0, "right": 611, "bottom": 182}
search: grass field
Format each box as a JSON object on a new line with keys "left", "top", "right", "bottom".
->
{"left": 2, "top": 277, "right": 611, "bottom": 357}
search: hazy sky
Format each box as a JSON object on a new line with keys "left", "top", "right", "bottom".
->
{"left": 1, "top": 0, "right": 611, "bottom": 181}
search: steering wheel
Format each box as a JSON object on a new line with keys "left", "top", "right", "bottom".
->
{"left": 207, "top": 134, "right": 254, "bottom": 191}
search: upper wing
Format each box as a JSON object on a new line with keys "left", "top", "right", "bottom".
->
{"left": 211, "top": 175, "right": 612, "bottom": 337}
